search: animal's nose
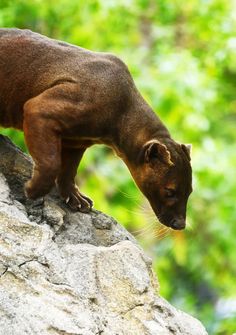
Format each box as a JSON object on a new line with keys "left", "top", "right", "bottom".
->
{"left": 171, "top": 218, "right": 186, "bottom": 230}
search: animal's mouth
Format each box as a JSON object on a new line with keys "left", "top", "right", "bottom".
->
{"left": 150, "top": 203, "right": 186, "bottom": 230}
{"left": 168, "top": 218, "right": 186, "bottom": 230}
{"left": 154, "top": 210, "right": 186, "bottom": 230}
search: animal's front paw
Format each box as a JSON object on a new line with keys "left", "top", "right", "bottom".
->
{"left": 25, "top": 180, "right": 45, "bottom": 199}
{"left": 25, "top": 178, "right": 54, "bottom": 199}
{"left": 64, "top": 187, "right": 93, "bottom": 213}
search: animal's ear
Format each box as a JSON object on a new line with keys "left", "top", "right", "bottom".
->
{"left": 181, "top": 144, "right": 192, "bottom": 161}
{"left": 144, "top": 140, "right": 173, "bottom": 166}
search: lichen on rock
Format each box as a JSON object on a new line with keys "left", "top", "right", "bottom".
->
{"left": 0, "top": 135, "right": 208, "bottom": 335}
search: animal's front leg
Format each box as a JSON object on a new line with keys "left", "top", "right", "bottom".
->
{"left": 56, "top": 146, "right": 93, "bottom": 212}
{"left": 23, "top": 109, "right": 61, "bottom": 199}
{"left": 23, "top": 82, "right": 94, "bottom": 209}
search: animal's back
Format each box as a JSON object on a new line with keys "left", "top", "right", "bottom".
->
{"left": 0, "top": 28, "right": 131, "bottom": 129}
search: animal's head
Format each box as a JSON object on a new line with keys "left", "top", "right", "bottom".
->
{"left": 131, "top": 139, "right": 192, "bottom": 230}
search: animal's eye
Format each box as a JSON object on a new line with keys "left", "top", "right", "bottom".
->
{"left": 164, "top": 188, "right": 176, "bottom": 199}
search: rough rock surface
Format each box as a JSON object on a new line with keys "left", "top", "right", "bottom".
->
{"left": 0, "top": 135, "right": 208, "bottom": 335}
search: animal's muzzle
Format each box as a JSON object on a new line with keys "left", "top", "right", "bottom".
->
{"left": 170, "top": 217, "right": 186, "bottom": 230}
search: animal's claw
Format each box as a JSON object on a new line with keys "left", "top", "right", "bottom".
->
{"left": 64, "top": 189, "right": 93, "bottom": 213}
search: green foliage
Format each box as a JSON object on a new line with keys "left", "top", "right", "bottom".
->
{"left": 1, "top": 1, "right": 236, "bottom": 333}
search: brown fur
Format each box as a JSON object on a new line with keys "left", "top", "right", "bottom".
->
{"left": 0, "top": 28, "right": 192, "bottom": 229}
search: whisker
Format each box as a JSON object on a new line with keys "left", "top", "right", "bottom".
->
{"left": 136, "top": 206, "right": 157, "bottom": 219}
{"left": 154, "top": 227, "right": 166, "bottom": 236}
{"left": 124, "top": 205, "right": 157, "bottom": 221}
{"left": 154, "top": 227, "right": 171, "bottom": 240}
{"left": 114, "top": 187, "right": 140, "bottom": 201}
{"left": 132, "top": 221, "right": 156, "bottom": 236}
{"left": 154, "top": 224, "right": 169, "bottom": 235}
{"left": 124, "top": 208, "right": 152, "bottom": 217}
{"left": 137, "top": 203, "right": 152, "bottom": 212}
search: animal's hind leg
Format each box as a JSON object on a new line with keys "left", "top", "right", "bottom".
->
{"left": 23, "top": 102, "right": 61, "bottom": 199}
{"left": 56, "top": 145, "right": 93, "bottom": 212}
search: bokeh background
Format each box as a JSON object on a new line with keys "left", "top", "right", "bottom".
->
{"left": 1, "top": 0, "right": 236, "bottom": 333}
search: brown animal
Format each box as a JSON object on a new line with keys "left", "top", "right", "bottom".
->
{"left": 0, "top": 28, "right": 192, "bottom": 230}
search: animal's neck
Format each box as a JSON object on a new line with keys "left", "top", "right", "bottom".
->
{"left": 113, "top": 96, "right": 172, "bottom": 166}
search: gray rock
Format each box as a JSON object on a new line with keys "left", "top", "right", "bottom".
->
{"left": 0, "top": 135, "right": 208, "bottom": 335}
